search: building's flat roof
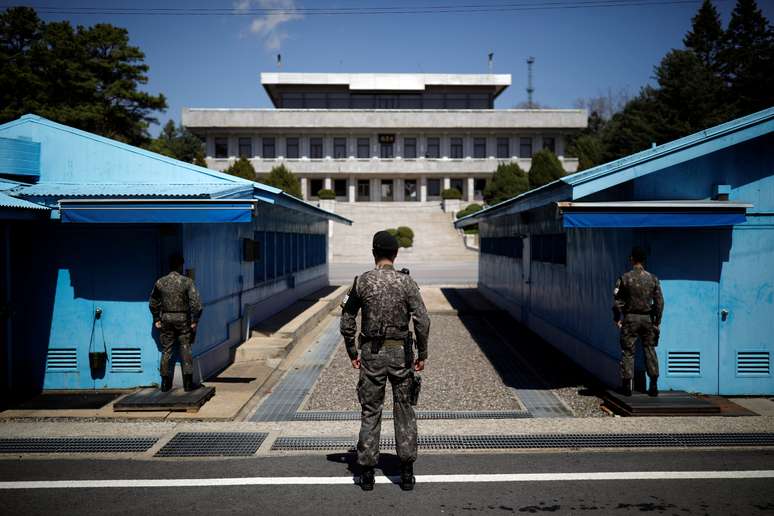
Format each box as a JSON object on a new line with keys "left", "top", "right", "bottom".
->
{"left": 557, "top": 200, "right": 753, "bottom": 210}
{"left": 261, "top": 73, "right": 512, "bottom": 105}
{"left": 183, "top": 108, "right": 588, "bottom": 131}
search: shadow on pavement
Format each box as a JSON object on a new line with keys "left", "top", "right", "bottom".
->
{"left": 326, "top": 452, "right": 403, "bottom": 485}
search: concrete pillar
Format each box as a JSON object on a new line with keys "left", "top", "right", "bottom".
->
{"left": 466, "top": 176, "right": 475, "bottom": 202}
{"left": 348, "top": 176, "right": 356, "bottom": 202}
{"left": 300, "top": 177, "right": 308, "bottom": 200}
{"left": 324, "top": 177, "right": 332, "bottom": 190}
{"left": 371, "top": 178, "right": 379, "bottom": 201}
{"left": 395, "top": 178, "right": 404, "bottom": 202}
{"left": 443, "top": 177, "right": 451, "bottom": 190}
{"left": 420, "top": 176, "right": 428, "bottom": 202}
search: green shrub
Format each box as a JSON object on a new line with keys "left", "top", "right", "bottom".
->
{"left": 528, "top": 148, "right": 565, "bottom": 189}
{"left": 260, "top": 164, "right": 302, "bottom": 199}
{"left": 317, "top": 189, "right": 336, "bottom": 199}
{"left": 441, "top": 188, "right": 462, "bottom": 200}
{"left": 464, "top": 227, "right": 480, "bottom": 235}
{"left": 223, "top": 157, "right": 256, "bottom": 181}
{"left": 483, "top": 162, "right": 529, "bottom": 206}
{"left": 384, "top": 227, "right": 413, "bottom": 248}
{"left": 456, "top": 203, "right": 483, "bottom": 219}
{"left": 396, "top": 226, "right": 414, "bottom": 239}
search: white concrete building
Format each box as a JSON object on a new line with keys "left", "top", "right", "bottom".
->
{"left": 183, "top": 73, "right": 587, "bottom": 203}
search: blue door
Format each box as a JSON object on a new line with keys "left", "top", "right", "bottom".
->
{"left": 646, "top": 230, "right": 721, "bottom": 394}
{"left": 718, "top": 227, "right": 774, "bottom": 395}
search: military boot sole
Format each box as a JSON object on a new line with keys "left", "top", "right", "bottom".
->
{"left": 400, "top": 476, "right": 415, "bottom": 491}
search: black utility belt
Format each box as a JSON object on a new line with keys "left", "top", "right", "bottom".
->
{"left": 359, "top": 337, "right": 406, "bottom": 348}
{"left": 162, "top": 310, "right": 189, "bottom": 314}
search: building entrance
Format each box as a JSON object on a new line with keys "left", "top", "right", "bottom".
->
{"left": 404, "top": 179, "right": 417, "bottom": 201}
{"left": 381, "top": 179, "right": 394, "bottom": 201}
{"left": 357, "top": 180, "right": 370, "bottom": 201}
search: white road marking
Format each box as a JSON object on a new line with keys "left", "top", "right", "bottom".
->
{"left": 1, "top": 470, "right": 773, "bottom": 490}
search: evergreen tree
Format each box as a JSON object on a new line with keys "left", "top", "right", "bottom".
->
{"left": 224, "top": 157, "right": 256, "bottom": 181}
{"left": 684, "top": 0, "right": 724, "bottom": 68}
{"left": 719, "top": 0, "right": 774, "bottom": 116}
{"left": 568, "top": 134, "right": 605, "bottom": 171}
{"left": 261, "top": 164, "right": 302, "bottom": 199}
{"left": 0, "top": 7, "right": 167, "bottom": 146}
{"left": 528, "top": 149, "right": 565, "bottom": 189}
{"left": 147, "top": 120, "right": 205, "bottom": 163}
{"left": 483, "top": 162, "right": 529, "bottom": 206}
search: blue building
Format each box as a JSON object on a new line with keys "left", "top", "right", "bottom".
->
{"left": 0, "top": 115, "right": 349, "bottom": 393}
{"left": 456, "top": 108, "right": 774, "bottom": 395}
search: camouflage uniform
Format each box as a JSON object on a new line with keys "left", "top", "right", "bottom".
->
{"left": 149, "top": 271, "right": 203, "bottom": 376}
{"left": 613, "top": 264, "right": 664, "bottom": 380}
{"left": 340, "top": 264, "right": 430, "bottom": 467}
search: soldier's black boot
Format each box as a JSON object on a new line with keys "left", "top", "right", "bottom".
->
{"left": 648, "top": 377, "right": 658, "bottom": 397}
{"left": 399, "top": 463, "right": 415, "bottom": 491}
{"left": 620, "top": 379, "right": 632, "bottom": 397}
{"left": 359, "top": 467, "right": 375, "bottom": 491}
{"left": 160, "top": 375, "right": 172, "bottom": 392}
{"left": 183, "top": 374, "right": 195, "bottom": 392}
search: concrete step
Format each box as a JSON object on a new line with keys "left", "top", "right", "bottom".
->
{"left": 234, "top": 336, "right": 293, "bottom": 362}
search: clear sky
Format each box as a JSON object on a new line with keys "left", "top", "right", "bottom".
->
{"left": 22, "top": 0, "right": 774, "bottom": 134}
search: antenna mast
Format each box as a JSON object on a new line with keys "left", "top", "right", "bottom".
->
{"left": 526, "top": 56, "right": 535, "bottom": 108}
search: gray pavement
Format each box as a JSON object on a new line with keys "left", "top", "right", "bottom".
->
{"left": 329, "top": 261, "right": 478, "bottom": 286}
{"left": 1, "top": 450, "right": 773, "bottom": 515}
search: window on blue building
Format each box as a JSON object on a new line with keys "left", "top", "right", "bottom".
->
{"left": 531, "top": 233, "right": 567, "bottom": 265}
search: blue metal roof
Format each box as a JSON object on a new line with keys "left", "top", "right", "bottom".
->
{"left": 18, "top": 182, "right": 253, "bottom": 199}
{"left": 0, "top": 192, "right": 48, "bottom": 210}
{"left": 455, "top": 106, "right": 774, "bottom": 228}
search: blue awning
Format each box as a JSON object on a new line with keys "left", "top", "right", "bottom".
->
{"left": 563, "top": 211, "right": 746, "bottom": 228}
{"left": 60, "top": 199, "right": 255, "bottom": 224}
{"left": 559, "top": 201, "right": 752, "bottom": 229}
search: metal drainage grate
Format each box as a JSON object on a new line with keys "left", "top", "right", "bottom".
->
{"left": 293, "top": 410, "right": 532, "bottom": 421}
{"left": 0, "top": 437, "right": 158, "bottom": 454}
{"left": 271, "top": 433, "right": 774, "bottom": 451}
{"left": 155, "top": 432, "right": 268, "bottom": 457}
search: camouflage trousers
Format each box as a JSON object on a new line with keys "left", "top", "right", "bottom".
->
{"left": 159, "top": 319, "right": 194, "bottom": 376}
{"left": 620, "top": 314, "right": 659, "bottom": 380}
{"left": 356, "top": 344, "right": 417, "bottom": 467}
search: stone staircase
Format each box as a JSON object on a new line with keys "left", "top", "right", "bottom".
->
{"left": 331, "top": 202, "right": 478, "bottom": 264}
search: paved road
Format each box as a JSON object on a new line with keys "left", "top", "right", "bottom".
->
{"left": 329, "top": 261, "right": 478, "bottom": 286}
{"left": 2, "top": 449, "right": 772, "bottom": 515}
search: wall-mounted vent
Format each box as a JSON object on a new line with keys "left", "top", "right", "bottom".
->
{"left": 737, "top": 351, "right": 770, "bottom": 376}
{"left": 46, "top": 348, "right": 78, "bottom": 371}
{"left": 667, "top": 351, "right": 701, "bottom": 376}
{"left": 110, "top": 348, "right": 142, "bottom": 372}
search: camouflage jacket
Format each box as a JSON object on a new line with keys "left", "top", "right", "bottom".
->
{"left": 613, "top": 265, "right": 664, "bottom": 325}
{"left": 340, "top": 264, "right": 430, "bottom": 361}
{"left": 149, "top": 271, "right": 203, "bottom": 323}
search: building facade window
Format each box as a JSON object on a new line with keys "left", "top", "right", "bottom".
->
{"left": 310, "top": 137, "right": 323, "bottom": 159}
{"left": 427, "top": 178, "right": 441, "bottom": 198}
{"left": 543, "top": 136, "right": 555, "bottom": 153}
{"left": 214, "top": 137, "right": 228, "bottom": 158}
{"left": 357, "top": 138, "right": 370, "bottom": 159}
{"left": 404, "top": 137, "right": 417, "bottom": 159}
{"left": 238, "top": 137, "right": 252, "bottom": 158}
{"left": 520, "top": 137, "right": 533, "bottom": 158}
{"left": 380, "top": 142, "right": 394, "bottom": 159}
{"left": 262, "top": 137, "right": 276, "bottom": 159}
{"left": 450, "top": 138, "right": 464, "bottom": 159}
{"left": 450, "top": 178, "right": 464, "bottom": 195}
{"left": 426, "top": 137, "right": 440, "bottom": 158}
{"left": 286, "top": 137, "right": 299, "bottom": 158}
{"left": 357, "top": 179, "right": 370, "bottom": 200}
{"left": 381, "top": 179, "right": 394, "bottom": 201}
{"left": 333, "top": 179, "right": 347, "bottom": 197}
{"left": 310, "top": 178, "right": 324, "bottom": 197}
{"left": 496, "top": 137, "right": 510, "bottom": 159}
{"left": 473, "top": 137, "right": 487, "bottom": 158}
{"left": 333, "top": 138, "right": 347, "bottom": 159}
{"left": 474, "top": 178, "right": 487, "bottom": 199}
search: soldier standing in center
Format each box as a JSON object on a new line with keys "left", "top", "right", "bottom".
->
{"left": 340, "top": 230, "right": 430, "bottom": 492}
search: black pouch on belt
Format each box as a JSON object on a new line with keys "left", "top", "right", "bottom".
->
{"left": 409, "top": 374, "right": 422, "bottom": 406}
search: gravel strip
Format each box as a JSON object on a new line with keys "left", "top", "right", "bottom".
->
{"left": 303, "top": 314, "right": 523, "bottom": 412}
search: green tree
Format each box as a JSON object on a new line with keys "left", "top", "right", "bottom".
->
{"left": 483, "top": 162, "right": 529, "bottom": 206}
{"left": 260, "top": 164, "right": 302, "bottom": 198}
{"left": 224, "top": 157, "right": 256, "bottom": 181}
{"left": 567, "top": 134, "right": 605, "bottom": 171}
{"left": 0, "top": 7, "right": 166, "bottom": 146}
{"left": 528, "top": 149, "right": 565, "bottom": 189}
{"left": 147, "top": 120, "right": 205, "bottom": 163}
{"left": 719, "top": 0, "right": 774, "bottom": 116}
{"left": 684, "top": 0, "right": 724, "bottom": 68}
